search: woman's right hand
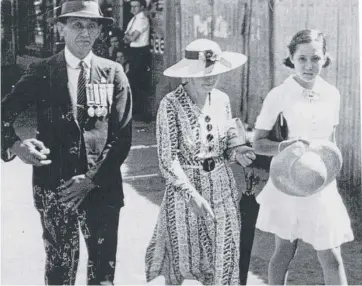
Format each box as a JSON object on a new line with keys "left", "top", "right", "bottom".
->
{"left": 188, "top": 193, "right": 215, "bottom": 220}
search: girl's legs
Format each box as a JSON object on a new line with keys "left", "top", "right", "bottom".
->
{"left": 268, "top": 235, "right": 298, "bottom": 285}
{"left": 317, "top": 247, "right": 348, "bottom": 285}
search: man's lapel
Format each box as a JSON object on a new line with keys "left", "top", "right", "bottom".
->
{"left": 90, "top": 56, "right": 112, "bottom": 84}
{"left": 49, "top": 51, "right": 75, "bottom": 120}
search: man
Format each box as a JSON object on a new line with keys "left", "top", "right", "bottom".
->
{"left": 115, "top": 48, "right": 130, "bottom": 75}
{"left": 123, "top": 0, "right": 151, "bottom": 122}
{"left": 1, "top": 0, "right": 132, "bottom": 284}
{"left": 108, "top": 34, "right": 120, "bottom": 60}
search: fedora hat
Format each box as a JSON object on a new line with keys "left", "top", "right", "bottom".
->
{"left": 163, "top": 39, "right": 247, "bottom": 78}
{"left": 270, "top": 140, "right": 343, "bottom": 197}
{"left": 49, "top": 0, "right": 114, "bottom": 25}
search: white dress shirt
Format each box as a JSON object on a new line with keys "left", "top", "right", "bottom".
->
{"left": 65, "top": 46, "right": 92, "bottom": 107}
{"left": 125, "top": 11, "right": 150, "bottom": 47}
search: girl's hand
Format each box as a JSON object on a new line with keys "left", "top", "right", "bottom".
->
{"left": 188, "top": 193, "right": 215, "bottom": 220}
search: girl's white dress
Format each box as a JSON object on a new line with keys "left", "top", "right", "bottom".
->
{"left": 255, "top": 75, "right": 354, "bottom": 250}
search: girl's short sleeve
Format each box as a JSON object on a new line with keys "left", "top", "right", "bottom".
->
{"left": 255, "top": 88, "right": 283, "bottom": 130}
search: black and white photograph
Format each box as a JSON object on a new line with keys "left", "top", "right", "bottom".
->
{"left": 1, "top": 0, "right": 361, "bottom": 285}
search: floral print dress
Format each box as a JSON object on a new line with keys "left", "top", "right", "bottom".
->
{"left": 145, "top": 85, "right": 241, "bottom": 285}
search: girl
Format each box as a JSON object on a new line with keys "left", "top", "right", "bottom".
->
{"left": 253, "top": 29, "right": 354, "bottom": 285}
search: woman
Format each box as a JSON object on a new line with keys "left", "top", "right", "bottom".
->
{"left": 145, "top": 39, "right": 254, "bottom": 285}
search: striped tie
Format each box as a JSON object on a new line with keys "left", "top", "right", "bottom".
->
{"left": 77, "top": 61, "right": 87, "bottom": 126}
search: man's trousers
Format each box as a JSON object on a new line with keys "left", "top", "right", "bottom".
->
{"left": 127, "top": 46, "right": 152, "bottom": 122}
{"left": 34, "top": 186, "right": 121, "bottom": 285}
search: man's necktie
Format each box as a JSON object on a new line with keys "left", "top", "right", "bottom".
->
{"left": 77, "top": 61, "right": 87, "bottom": 126}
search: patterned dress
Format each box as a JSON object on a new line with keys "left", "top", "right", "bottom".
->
{"left": 145, "top": 85, "right": 241, "bottom": 285}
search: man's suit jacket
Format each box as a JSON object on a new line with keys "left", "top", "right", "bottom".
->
{"left": 1, "top": 50, "right": 132, "bottom": 208}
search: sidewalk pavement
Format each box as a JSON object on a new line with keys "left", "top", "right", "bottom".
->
{"left": 2, "top": 120, "right": 361, "bottom": 285}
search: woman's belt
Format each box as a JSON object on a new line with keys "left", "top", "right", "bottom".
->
{"left": 181, "top": 157, "right": 226, "bottom": 172}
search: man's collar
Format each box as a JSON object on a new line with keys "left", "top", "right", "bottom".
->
{"left": 134, "top": 11, "right": 146, "bottom": 19}
{"left": 64, "top": 46, "right": 93, "bottom": 69}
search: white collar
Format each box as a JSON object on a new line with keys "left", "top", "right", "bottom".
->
{"left": 134, "top": 11, "right": 146, "bottom": 19}
{"left": 64, "top": 46, "right": 93, "bottom": 69}
{"left": 284, "top": 74, "right": 325, "bottom": 97}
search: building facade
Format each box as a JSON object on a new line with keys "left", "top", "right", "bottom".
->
{"left": 1, "top": 0, "right": 361, "bottom": 237}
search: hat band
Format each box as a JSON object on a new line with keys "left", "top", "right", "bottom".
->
{"left": 185, "top": 49, "right": 232, "bottom": 74}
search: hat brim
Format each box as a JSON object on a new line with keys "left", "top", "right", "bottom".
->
{"left": 49, "top": 12, "right": 114, "bottom": 25}
{"left": 163, "top": 51, "right": 247, "bottom": 78}
{"left": 270, "top": 140, "right": 343, "bottom": 197}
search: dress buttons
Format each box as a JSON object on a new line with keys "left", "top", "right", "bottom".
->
{"left": 206, "top": 134, "right": 214, "bottom": 141}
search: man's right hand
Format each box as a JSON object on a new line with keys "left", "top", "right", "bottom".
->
{"left": 10, "top": 139, "right": 51, "bottom": 166}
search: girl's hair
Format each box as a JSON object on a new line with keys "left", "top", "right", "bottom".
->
{"left": 283, "top": 29, "right": 331, "bottom": 68}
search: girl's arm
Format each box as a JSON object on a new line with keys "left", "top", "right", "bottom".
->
{"left": 253, "top": 129, "right": 280, "bottom": 156}
{"left": 330, "top": 126, "right": 337, "bottom": 143}
{"left": 253, "top": 87, "right": 286, "bottom": 156}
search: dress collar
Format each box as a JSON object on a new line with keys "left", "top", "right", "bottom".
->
{"left": 176, "top": 84, "right": 217, "bottom": 115}
{"left": 284, "top": 75, "right": 325, "bottom": 100}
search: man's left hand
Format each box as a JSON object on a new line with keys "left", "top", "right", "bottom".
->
{"left": 59, "top": 175, "right": 97, "bottom": 211}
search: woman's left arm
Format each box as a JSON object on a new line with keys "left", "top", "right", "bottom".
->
{"left": 223, "top": 96, "right": 255, "bottom": 166}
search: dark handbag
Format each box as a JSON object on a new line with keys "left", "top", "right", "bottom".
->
{"left": 251, "top": 113, "right": 288, "bottom": 171}
{"left": 269, "top": 112, "right": 288, "bottom": 142}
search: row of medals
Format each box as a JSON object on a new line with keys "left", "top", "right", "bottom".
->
{"left": 85, "top": 83, "right": 113, "bottom": 118}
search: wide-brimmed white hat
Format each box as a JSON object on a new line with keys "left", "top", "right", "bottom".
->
{"left": 270, "top": 140, "right": 343, "bottom": 197}
{"left": 163, "top": 39, "right": 247, "bottom": 78}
